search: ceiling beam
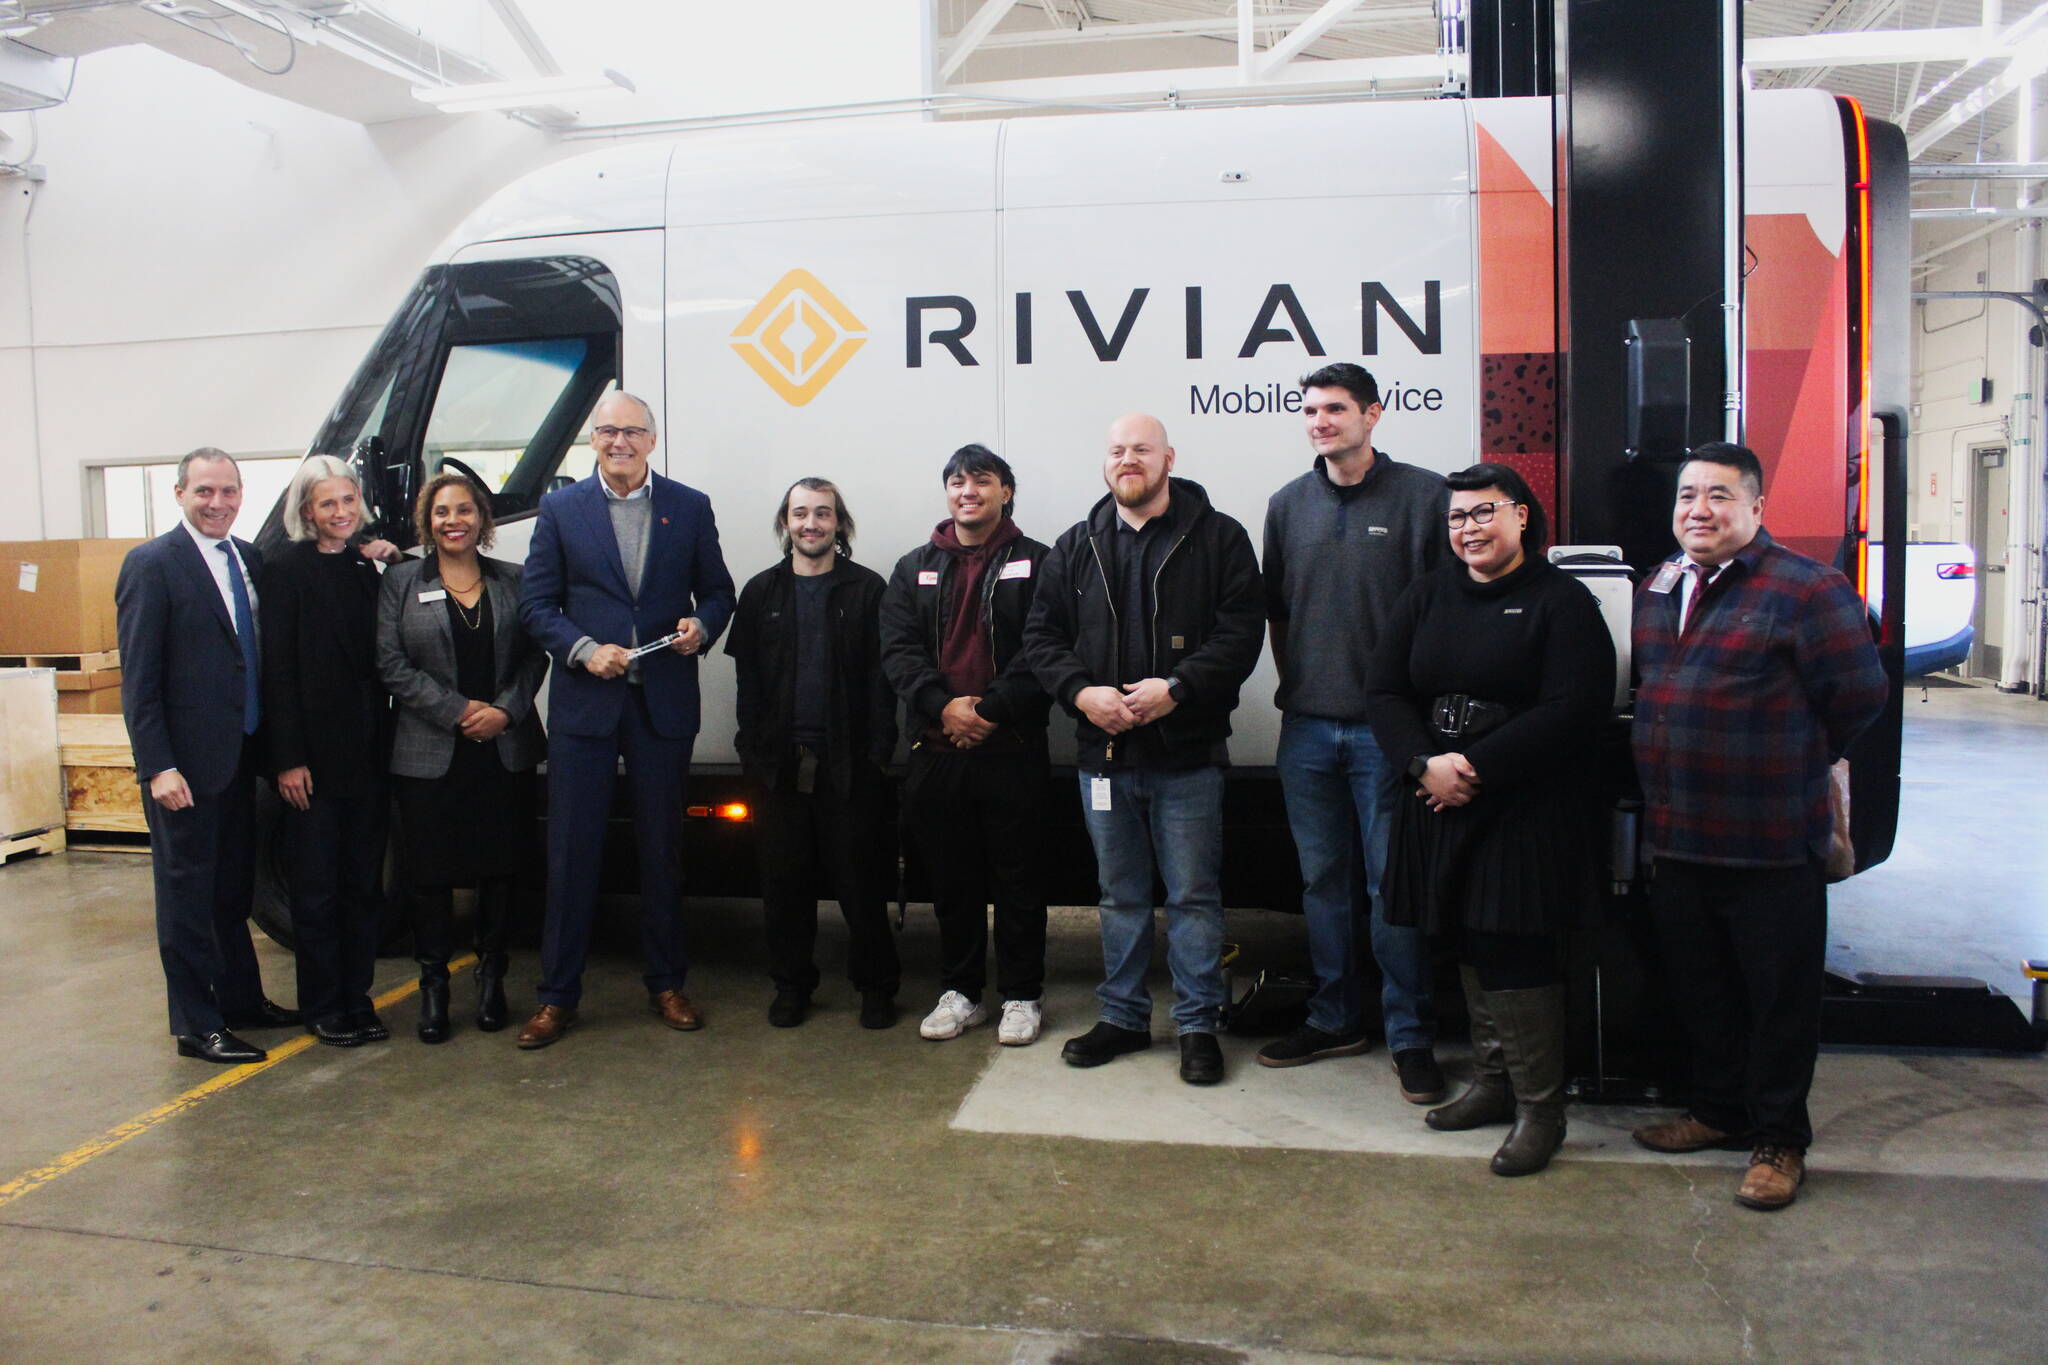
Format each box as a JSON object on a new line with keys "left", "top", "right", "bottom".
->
{"left": 950, "top": 51, "right": 1456, "bottom": 106}
{"left": 1256, "top": 0, "right": 1374, "bottom": 79}
{"left": 940, "top": 0, "right": 1025, "bottom": 83}
{"left": 1909, "top": 32, "right": 2048, "bottom": 157}
{"left": 484, "top": 0, "right": 561, "bottom": 78}
{"left": 1744, "top": 27, "right": 1987, "bottom": 70}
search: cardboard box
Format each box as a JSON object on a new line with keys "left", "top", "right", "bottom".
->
{"left": 0, "top": 539, "right": 146, "bottom": 655}
{"left": 57, "top": 680, "right": 124, "bottom": 715}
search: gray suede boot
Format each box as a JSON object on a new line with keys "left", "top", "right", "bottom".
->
{"left": 1426, "top": 965, "right": 1517, "bottom": 1132}
{"left": 1488, "top": 982, "right": 1568, "bottom": 1177}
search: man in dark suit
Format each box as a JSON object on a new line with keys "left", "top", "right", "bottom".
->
{"left": 516, "top": 391, "right": 736, "bottom": 1048}
{"left": 117, "top": 447, "right": 302, "bottom": 1064}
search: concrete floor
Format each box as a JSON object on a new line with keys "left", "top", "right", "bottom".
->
{"left": 4, "top": 684, "right": 2045, "bottom": 1363}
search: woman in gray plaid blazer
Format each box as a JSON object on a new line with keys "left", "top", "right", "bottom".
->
{"left": 377, "top": 472, "right": 548, "bottom": 1043}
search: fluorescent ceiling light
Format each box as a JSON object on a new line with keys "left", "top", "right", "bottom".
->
{"left": 413, "top": 69, "right": 635, "bottom": 113}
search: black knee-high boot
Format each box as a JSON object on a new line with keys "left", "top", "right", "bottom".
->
{"left": 1489, "top": 983, "right": 1568, "bottom": 1176}
{"left": 473, "top": 878, "right": 512, "bottom": 1032}
{"left": 412, "top": 886, "right": 454, "bottom": 1044}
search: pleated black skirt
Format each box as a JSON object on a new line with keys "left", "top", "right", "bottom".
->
{"left": 1381, "top": 779, "right": 1604, "bottom": 936}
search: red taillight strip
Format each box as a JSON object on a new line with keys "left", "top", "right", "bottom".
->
{"left": 1845, "top": 95, "right": 1875, "bottom": 602}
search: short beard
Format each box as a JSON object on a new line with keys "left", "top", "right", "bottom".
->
{"left": 1110, "top": 476, "right": 1163, "bottom": 509}
{"left": 792, "top": 536, "right": 836, "bottom": 560}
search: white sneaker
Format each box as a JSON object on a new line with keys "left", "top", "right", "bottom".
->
{"left": 919, "top": 990, "right": 989, "bottom": 1040}
{"left": 997, "top": 999, "right": 1043, "bottom": 1046}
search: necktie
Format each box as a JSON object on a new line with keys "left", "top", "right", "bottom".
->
{"left": 1678, "top": 561, "right": 1707, "bottom": 634}
{"left": 219, "top": 541, "right": 261, "bottom": 734}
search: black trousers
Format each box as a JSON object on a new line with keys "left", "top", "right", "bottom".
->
{"left": 1650, "top": 857, "right": 1827, "bottom": 1148}
{"left": 284, "top": 786, "right": 387, "bottom": 1027}
{"left": 143, "top": 739, "right": 266, "bottom": 1037}
{"left": 905, "top": 744, "right": 1048, "bottom": 1003}
{"left": 755, "top": 764, "right": 900, "bottom": 998}
{"left": 411, "top": 878, "right": 513, "bottom": 970}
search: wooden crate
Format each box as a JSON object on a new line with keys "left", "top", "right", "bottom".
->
{"left": 56, "top": 712, "right": 148, "bottom": 836}
{"left": 1, "top": 650, "right": 124, "bottom": 715}
{"left": 0, "top": 668, "right": 65, "bottom": 855}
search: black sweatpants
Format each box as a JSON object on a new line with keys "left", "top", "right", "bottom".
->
{"left": 756, "top": 765, "right": 901, "bottom": 998}
{"left": 905, "top": 744, "right": 1049, "bottom": 1004}
{"left": 1649, "top": 856, "right": 1828, "bottom": 1148}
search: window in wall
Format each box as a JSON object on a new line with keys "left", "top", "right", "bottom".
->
{"left": 97, "top": 457, "right": 301, "bottom": 540}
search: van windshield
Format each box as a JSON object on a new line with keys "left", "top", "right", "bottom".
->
{"left": 281, "top": 256, "right": 623, "bottom": 549}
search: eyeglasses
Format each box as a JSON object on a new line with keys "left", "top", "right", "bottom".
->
{"left": 592, "top": 425, "right": 652, "bottom": 442}
{"left": 1446, "top": 500, "right": 1519, "bottom": 529}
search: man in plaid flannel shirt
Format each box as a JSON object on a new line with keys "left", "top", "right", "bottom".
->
{"left": 1628, "top": 442, "right": 1886, "bottom": 1212}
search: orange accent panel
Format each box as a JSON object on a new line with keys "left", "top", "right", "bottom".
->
{"left": 1476, "top": 126, "right": 1557, "bottom": 355}
{"left": 1744, "top": 212, "right": 1850, "bottom": 553}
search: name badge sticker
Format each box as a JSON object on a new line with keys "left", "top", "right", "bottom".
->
{"left": 917, "top": 570, "right": 939, "bottom": 586}
{"left": 417, "top": 588, "right": 448, "bottom": 603}
{"left": 1090, "top": 777, "right": 1112, "bottom": 812}
{"left": 998, "top": 558, "right": 1033, "bottom": 580}
{"left": 1647, "top": 562, "right": 1682, "bottom": 595}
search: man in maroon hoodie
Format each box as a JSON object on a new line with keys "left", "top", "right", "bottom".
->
{"left": 881, "top": 445, "right": 1056, "bottom": 1046}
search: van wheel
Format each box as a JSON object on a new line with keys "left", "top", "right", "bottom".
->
{"left": 249, "top": 781, "right": 413, "bottom": 956}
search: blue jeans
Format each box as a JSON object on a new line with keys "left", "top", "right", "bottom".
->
{"left": 1276, "top": 713, "right": 1436, "bottom": 1051}
{"left": 1076, "top": 765, "right": 1227, "bottom": 1035}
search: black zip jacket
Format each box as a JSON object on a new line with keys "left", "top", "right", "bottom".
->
{"left": 1023, "top": 477, "right": 1264, "bottom": 770}
{"left": 878, "top": 525, "right": 1054, "bottom": 742}
{"left": 725, "top": 557, "right": 896, "bottom": 798}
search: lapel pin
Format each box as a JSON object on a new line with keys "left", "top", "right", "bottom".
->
{"left": 661, "top": 516, "right": 670, "bottom": 525}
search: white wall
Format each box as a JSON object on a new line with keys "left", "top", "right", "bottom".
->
{"left": 1911, "top": 214, "right": 2044, "bottom": 688}
{"left": 0, "top": 44, "right": 558, "bottom": 541}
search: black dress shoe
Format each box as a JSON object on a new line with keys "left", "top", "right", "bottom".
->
{"left": 176, "top": 1030, "right": 266, "bottom": 1064}
{"left": 222, "top": 1000, "right": 304, "bottom": 1030}
{"left": 308, "top": 1018, "right": 368, "bottom": 1047}
{"left": 1060, "top": 1021, "right": 1153, "bottom": 1068}
{"left": 348, "top": 1010, "right": 391, "bottom": 1043}
{"left": 1179, "top": 1032, "right": 1225, "bottom": 1085}
{"left": 768, "top": 990, "right": 809, "bottom": 1029}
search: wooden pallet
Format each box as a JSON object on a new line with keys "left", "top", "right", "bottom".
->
{"left": 0, "top": 649, "right": 119, "bottom": 672}
{"left": 57, "top": 714, "right": 147, "bottom": 836}
{"left": 0, "top": 826, "right": 65, "bottom": 865}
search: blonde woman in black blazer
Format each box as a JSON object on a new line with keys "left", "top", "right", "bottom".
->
{"left": 377, "top": 472, "right": 547, "bottom": 1042}
{"left": 261, "top": 455, "right": 400, "bottom": 1048}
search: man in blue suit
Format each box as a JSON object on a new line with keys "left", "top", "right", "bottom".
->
{"left": 516, "top": 391, "right": 736, "bottom": 1048}
{"left": 118, "top": 448, "right": 303, "bottom": 1064}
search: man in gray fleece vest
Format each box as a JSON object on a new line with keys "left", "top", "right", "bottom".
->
{"left": 1259, "top": 362, "right": 1449, "bottom": 1104}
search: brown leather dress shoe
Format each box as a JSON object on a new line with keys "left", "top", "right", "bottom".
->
{"left": 1632, "top": 1113, "right": 1748, "bottom": 1154}
{"left": 516, "top": 1004, "right": 576, "bottom": 1050}
{"left": 1736, "top": 1145, "right": 1806, "bottom": 1211}
{"left": 650, "top": 989, "right": 703, "bottom": 1031}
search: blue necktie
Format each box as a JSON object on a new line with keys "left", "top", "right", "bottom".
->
{"left": 219, "top": 541, "right": 261, "bottom": 734}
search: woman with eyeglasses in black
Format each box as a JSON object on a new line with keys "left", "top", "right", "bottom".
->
{"left": 1365, "top": 462, "right": 1615, "bottom": 1177}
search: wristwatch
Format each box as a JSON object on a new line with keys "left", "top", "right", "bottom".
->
{"left": 1167, "top": 676, "right": 1189, "bottom": 704}
{"left": 1405, "top": 754, "right": 1433, "bottom": 782}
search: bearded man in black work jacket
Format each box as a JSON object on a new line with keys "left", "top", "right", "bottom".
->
{"left": 1023, "top": 413, "right": 1265, "bottom": 1086}
{"left": 880, "top": 444, "right": 1055, "bottom": 1049}
{"left": 726, "top": 478, "right": 901, "bottom": 1031}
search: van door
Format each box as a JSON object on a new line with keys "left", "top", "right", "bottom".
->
{"left": 274, "top": 233, "right": 661, "bottom": 563}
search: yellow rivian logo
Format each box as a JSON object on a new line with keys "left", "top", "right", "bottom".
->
{"left": 729, "top": 269, "right": 868, "bottom": 406}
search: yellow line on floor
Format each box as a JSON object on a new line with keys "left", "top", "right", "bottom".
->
{"left": 0, "top": 953, "right": 477, "bottom": 1211}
